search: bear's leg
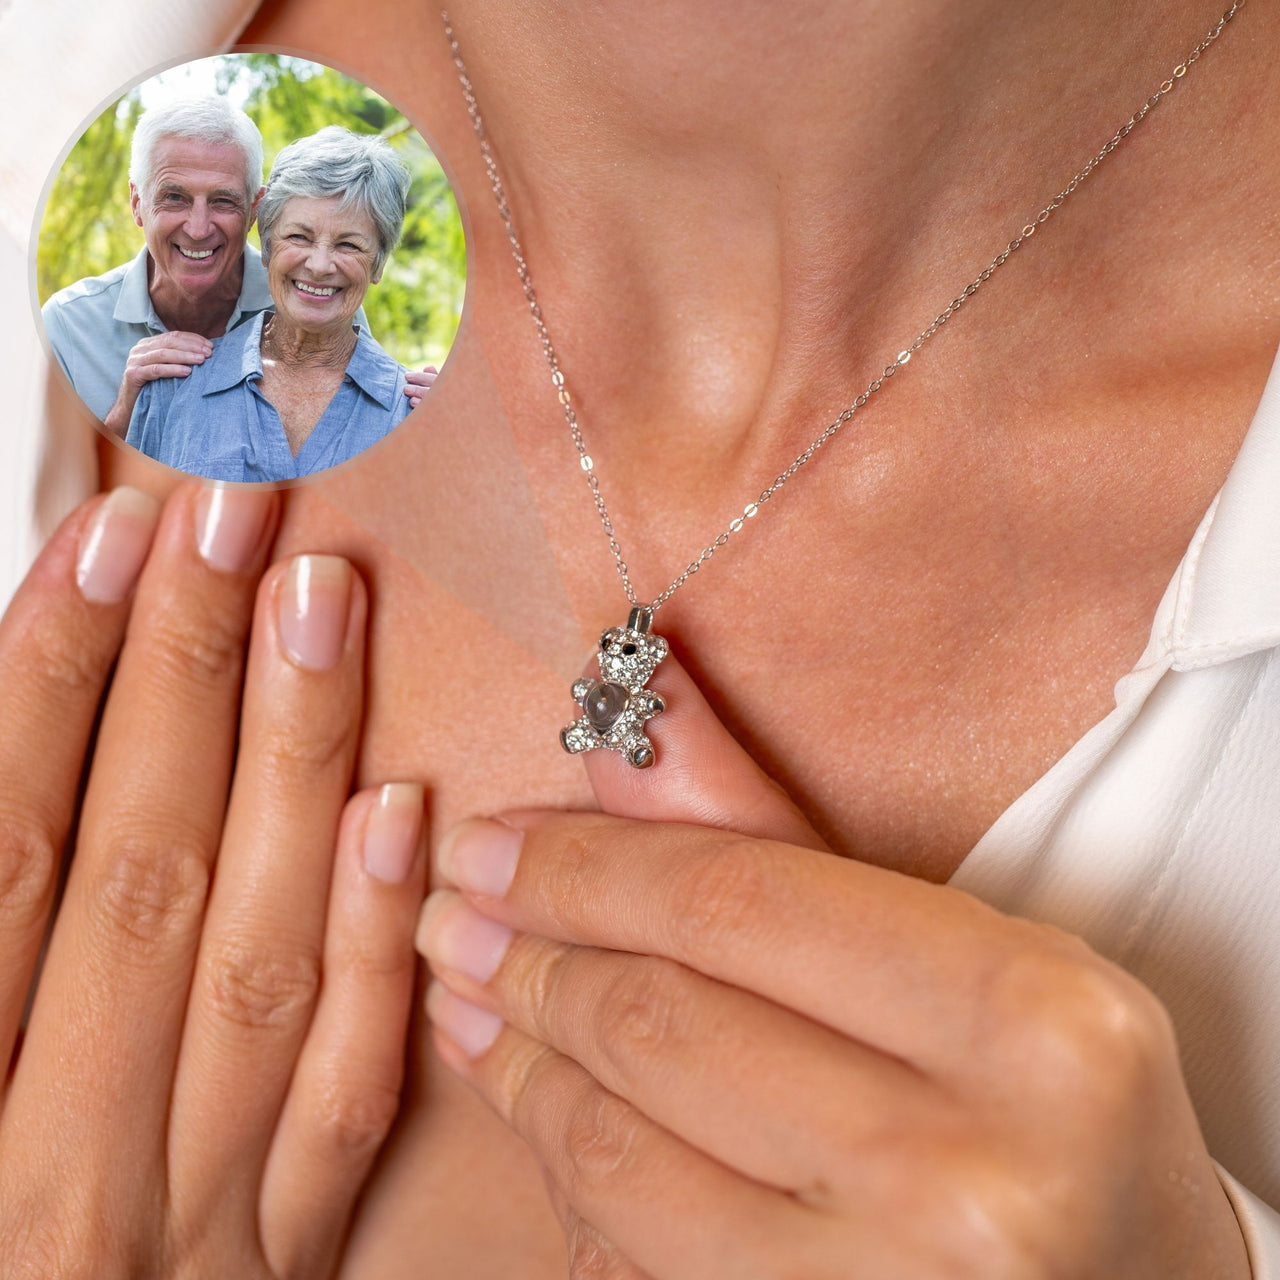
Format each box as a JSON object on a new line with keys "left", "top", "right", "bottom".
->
{"left": 560, "top": 716, "right": 600, "bottom": 755}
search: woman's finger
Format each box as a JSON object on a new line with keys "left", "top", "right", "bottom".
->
{"left": 170, "top": 554, "right": 365, "bottom": 1224}
{"left": 0, "top": 487, "right": 160, "bottom": 1076}
{"left": 259, "top": 782, "right": 426, "bottom": 1279}
{"left": 550, "top": 1190, "right": 656, "bottom": 1280}
{"left": 431, "top": 811, "right": 1032, "bottom": 1072}
{"left": 545, "top": 1126, "right": 660, "bottom": 1280}
{"left": 419, "top": 892, "right": 933, "bottom": 1198}
{"left": 427, "top": 984, "right": 822, "bottom": 1280}
{"left": 6, "top": 486, "right": 276, "bottom": 1167}
{"left": 581, "top": 655, "right": 829, "bottom": 852}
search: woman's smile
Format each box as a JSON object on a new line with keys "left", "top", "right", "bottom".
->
{"left": 266, "top": 193, "right": 380, "bottom": 336}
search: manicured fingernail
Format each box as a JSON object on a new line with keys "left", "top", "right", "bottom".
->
{"left": 436, "top": 818, "right": 522, "bottom": 897}
{"left": 426, "top": 979, "right": 504, "bottom": 1057}
{"left": 416, "top": 890, "right": 513, "bottom": 982}
{"left": 195, "top": 486, "right": 271, "bottom": 572}
{"left": 364, "top": 783, "right": 424, "bottom": 884}
{"left": 278, "top": 554, "right": 351, "bottom": 670}
{"left": 75, "top": 486, "right": 161, "bottom": 604}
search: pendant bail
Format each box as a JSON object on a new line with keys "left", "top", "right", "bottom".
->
{"left": 627, "top": 605, "right": 654, "bottom": 634}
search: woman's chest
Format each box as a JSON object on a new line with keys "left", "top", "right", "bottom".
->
{"left": 267, "top": 350, "right": 1261, "bottom": 1277}
{"left": 258, "top": 365, "right": 346, "bottom": 453}
{"left": 272, "top": 464, "right": 1186, "bottom": 1280}
{"left": 284, "top": 457, "right": 1193, "bottom": 882}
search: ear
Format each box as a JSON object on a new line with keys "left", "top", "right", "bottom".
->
{"left": 248, "top": 186, "right": 265, "bottom": 230}
{"left": 129, "top": 182, "right": 144, "bottom": 229}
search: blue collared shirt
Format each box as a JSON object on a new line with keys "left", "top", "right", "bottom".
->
{"left": 125, "top": 312, "right": 410, "bottom": 482}
{"left": 41, "top": 246, "right": 275, "bottom": 422}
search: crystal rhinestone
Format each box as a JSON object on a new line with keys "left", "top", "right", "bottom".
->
{"left": 585, "top": 681, "right": 630, "bottom": 732}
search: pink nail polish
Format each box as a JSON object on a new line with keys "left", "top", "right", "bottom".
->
{"left": 278, "top": 555, "right": 351, "bottom": 671}
{"left": 427, "top": 980, "right": 504, "bottom": 1058}
{"left": 75, "top": 487, "right": 161, "bottom": 604}
{"left": 364, "top": 783, "right": 424, "bottom": 884}
{"left": 436, "top": 819, "right": 523, "bottom": 897}
{"left": 417, "top": 891, "right": 513, "bottom": 983}
{"left": 195, "top": 486, "right": 271, "bottom": 573}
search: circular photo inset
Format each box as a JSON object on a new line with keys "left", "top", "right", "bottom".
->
{"left": 36, "top": 52, "right": 465, "bottom": 484}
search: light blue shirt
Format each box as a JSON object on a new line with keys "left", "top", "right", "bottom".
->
{"left": 125, "top": 312, "right": 410, "bottom": 482}
{"left": 41, "top": 246, "right": 274, "bottom": 422}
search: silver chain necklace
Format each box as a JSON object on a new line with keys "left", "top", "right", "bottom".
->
{"left": 445, "top": 4, "right": 1245, "bottom": 768}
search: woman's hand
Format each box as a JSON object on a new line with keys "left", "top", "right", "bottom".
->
{"left": 0, "top": 484, "right": 426, "bottom": 1279}
{"left": 417, "top": 660, "right": 1251, "bottom": 1279}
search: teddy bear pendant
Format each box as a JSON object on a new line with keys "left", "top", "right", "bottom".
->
{"left": 560, "top": 606, "right": 669, "bottom": 768}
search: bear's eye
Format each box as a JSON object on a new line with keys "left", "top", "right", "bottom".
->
{"left": 600, "top": 630, "right": 615, "bottom": 649}
{"left": 622, "top": 643, "right": 637, "bottom": 656}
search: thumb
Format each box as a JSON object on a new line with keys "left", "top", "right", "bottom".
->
{"left": 578, "top": 654, "right": 830, "bottom": 853}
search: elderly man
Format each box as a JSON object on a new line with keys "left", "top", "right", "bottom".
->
{"left": 42, "top": 97, "right": 432, "bottom": 436}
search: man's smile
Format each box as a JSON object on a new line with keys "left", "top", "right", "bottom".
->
{"left": 174, "top": 245, "right": 221, "bottom": 262}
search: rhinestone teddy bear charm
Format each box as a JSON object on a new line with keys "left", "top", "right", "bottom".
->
{"left": 560, "top": 607, "right": 669, "bottom": 768}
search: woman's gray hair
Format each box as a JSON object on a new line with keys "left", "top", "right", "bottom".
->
{"left": 257, "top": 127, "right": 411, "bottom": 275}
{"left": 130, "top": 98, "right": 264, "bottom": 202}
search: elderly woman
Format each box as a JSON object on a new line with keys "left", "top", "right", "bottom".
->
{"left": 125, "top": 125, "right": 411, "bottom": 481}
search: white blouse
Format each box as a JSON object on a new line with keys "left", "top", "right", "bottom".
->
{"left": 953, "top": 351, "right": 1280, "bottom": 1272}
{"left": 2, "top": 0, "right": 1278, "bottom": 1272}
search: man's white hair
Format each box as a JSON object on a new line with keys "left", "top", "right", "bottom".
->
{"left": 129, "top": 97, "right": 264, "bottom": 201}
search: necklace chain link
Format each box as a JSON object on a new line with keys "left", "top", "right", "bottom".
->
{"left": 445, "top": 3, "right": 1244, "bottom": 614}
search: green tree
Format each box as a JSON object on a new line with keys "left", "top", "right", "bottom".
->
{"left": 37, "top": 93, "right": 146, "bottom": 303}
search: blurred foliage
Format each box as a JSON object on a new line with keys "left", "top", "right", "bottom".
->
{"left": 37, "top": 95, "right": 147, "bottom": 303}
{"left": 37, "top": 54, "right": 465, "bottom": 369}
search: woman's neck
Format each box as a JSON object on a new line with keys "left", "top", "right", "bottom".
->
{"left": 262, "top": 315, "right": 358, "bottom": 374}
{"left": 448, "top": 1, "right": 1268, "bottom": 462}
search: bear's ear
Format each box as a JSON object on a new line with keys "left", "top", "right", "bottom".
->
{"left": 654, "top": 637, "right": 669, "bottom": 661}
{"left": 600, "top": 629, "right": 615, "bottom": 651}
